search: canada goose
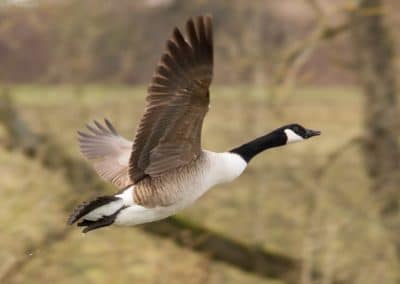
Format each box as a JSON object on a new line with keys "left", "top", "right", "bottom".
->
{"left": 68, "top": 16, "right": 320, "bottom": 233}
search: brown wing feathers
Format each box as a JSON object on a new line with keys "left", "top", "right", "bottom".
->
{"left": 78, "top": 119, "right": 132, "bottom": 188}
{"left": 129, "top": 16, "right": 213, "bottom": 184}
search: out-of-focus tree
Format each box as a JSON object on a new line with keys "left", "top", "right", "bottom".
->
{"left": 0, "top": 0, "right": 322, "bottom": 85}
{"left": 350, "top": 0, "right": 400, "bottom": 266}
{"left": 0, "top": 5, "right": 51, "bottom": 82}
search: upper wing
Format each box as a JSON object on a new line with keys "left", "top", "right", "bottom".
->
{"left": 129, "top": 16, "right": 213, "bottom": 183}
{"left": 78, "top": 119, "right": 132, "bottom": 188}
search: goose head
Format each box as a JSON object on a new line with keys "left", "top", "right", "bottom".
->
{"left": 282, "top": 123, "right": 321, "bottom": 144}
{"left": 230, "top": 123, "right": 321, "bottom": 162}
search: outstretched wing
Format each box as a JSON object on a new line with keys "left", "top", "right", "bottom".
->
{"left": 78, "top": 119, "right": 132, "bottom": 188}
{"left": 129, "top": 16, "right": 213, "bottom": 184}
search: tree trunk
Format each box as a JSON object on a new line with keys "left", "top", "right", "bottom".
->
{"left": 350, "top": 0, "right": 400, "bottom": 273}
{"left": 351, "top": 0, "right": 400, "bottom": 215}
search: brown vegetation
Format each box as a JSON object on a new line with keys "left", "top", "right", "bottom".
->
{"left": 1, "top": 0, "right": 400, "bottom": 283}
{"left": 0, "top": 0, "right": 354, "bottom": 85}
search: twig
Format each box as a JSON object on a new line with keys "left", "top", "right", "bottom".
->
{"left": 269, "top": 0, "right": 349, "bottom": 109}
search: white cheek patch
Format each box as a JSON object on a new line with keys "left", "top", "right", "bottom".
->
{"left": 284, "top": 129, "right": 304, "bottom": 144}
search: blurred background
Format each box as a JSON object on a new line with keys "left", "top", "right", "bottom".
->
{"left": 0, "top": 0, "right": 400, "bottom": 283}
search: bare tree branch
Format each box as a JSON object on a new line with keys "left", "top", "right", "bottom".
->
{"left": 269, "top": 0, "right": 349, "bottom": 109}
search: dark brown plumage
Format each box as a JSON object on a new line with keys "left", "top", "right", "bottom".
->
{"left": 129, "top": 15, "right": 213, "bottom": 184}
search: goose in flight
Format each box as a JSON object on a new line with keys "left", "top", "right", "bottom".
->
{"left": 68, "top": 16, "right": 320, "bottom": 233}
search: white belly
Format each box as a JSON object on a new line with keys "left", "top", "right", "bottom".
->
{"left": 115, "top": 151, "right": 247, "bottom": 226}
{"left": 114, "top": 174, "right": 210, "bottom": 226}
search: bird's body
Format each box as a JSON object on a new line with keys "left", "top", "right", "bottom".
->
{"left": 69, "top": 150, "right": 246, "bottom": 231}
{"left": 111, "top": 151, "right": 246, "bottom": 226}
{"left": 68, "top": 16, "right": 320, "bottom": 233}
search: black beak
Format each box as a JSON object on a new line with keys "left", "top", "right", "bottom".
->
{"left": 305, "top": 129, "right": 321, "bottom": 138}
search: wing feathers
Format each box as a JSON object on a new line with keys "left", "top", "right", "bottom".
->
{"left": 78, "top": 119, "right": 132, "bottom": 188}
{"left": 104, "top": 118, "right": 118, "bottom": 135}
{"left": 186, "top": 19, "right": 200, "bottom": 53}
{"left": 129, "top": 15, "right": 213, "bottom": 186}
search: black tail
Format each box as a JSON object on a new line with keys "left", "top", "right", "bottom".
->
{"left": 67, "top": 195, "right": 123, "bottom": 233}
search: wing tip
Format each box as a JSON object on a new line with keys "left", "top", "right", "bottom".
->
{"left": 184, "top": 15, "right": 213, "bottom": 59}
{"left": 104, "top": 118, "right": 118, "bottom": 135}
{"left": 79, "top": 119, "right": 119, "bottom": 137}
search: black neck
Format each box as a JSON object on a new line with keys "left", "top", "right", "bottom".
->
{"left": 230, "top": 129, "right": 286, "bottom": 162}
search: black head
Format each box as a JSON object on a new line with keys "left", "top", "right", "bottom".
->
{"left": 281, "top": 123, "right": 321, "bottom": 144}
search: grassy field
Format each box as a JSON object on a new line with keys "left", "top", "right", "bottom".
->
{"left": 0, "top": 85, "right": 397, "bottom": 284}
